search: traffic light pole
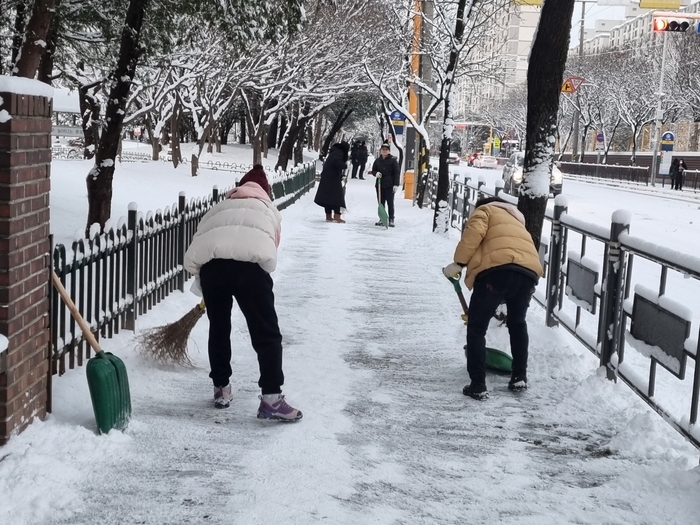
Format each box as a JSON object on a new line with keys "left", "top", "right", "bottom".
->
{"left": 649, "top": 31, "right": 668, "bottom": 187}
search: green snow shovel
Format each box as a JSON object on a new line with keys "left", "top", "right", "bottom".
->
{"left": 52, "top": 271, "right": 132, "bottom": 434}
{"left": 445, "top": 274, "right": 513, "bottom": 373}
{"left": 376, "top": 173, "right": 389, "bottom": 228}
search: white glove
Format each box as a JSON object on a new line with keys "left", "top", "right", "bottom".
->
{"left": 393, "top": 186, "right": 399, "bottom": 193}
{"left": 442, "top": 262, "right": 463, "bottom": 279}
{"left": 190, "top": 275, "right": 203, "bottom": 297}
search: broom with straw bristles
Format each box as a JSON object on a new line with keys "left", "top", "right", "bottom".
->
{"left": 136, "top": 300, "right": 206, "bottom": 366}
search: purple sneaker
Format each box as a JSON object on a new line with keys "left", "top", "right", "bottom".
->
{"left": 214, "top": 384, "right": 233, "bottom": 409}
{"left": 257, "top": 394, "right": 303, "bottom": 422}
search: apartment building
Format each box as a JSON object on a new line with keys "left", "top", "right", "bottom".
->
{"left": 454, "top": 2, "right": 539, "bottom": 118}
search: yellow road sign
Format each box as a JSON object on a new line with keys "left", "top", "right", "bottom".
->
{"left": 561, "top": 80, "right": 574, "bottom": 93}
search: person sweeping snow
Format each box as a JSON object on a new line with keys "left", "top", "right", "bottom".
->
{"left": 184, "top": 165, "right": 302, "bottom": 421}
{"left": 443, "top": 196, "right": 543, "bottom": 400}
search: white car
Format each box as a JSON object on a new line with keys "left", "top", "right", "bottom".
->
{"left": 501, "top": 152, "right": 563, "bottom": 197}
{"left": 447, "top": 152, "right": 460, "bottom": 165}
{"left": 473, "top": 155, "right": 499, "bottom": 169}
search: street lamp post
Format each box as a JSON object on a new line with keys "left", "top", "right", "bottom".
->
{"left": 649, "top": 31, "right": 668, "bottom": 187}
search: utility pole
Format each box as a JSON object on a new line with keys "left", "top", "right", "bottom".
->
{"left": 649, "top": 31, "right": 668, "bottom": 187}
{"left": 571, "top": 1, "right": 590, "bottom": 162}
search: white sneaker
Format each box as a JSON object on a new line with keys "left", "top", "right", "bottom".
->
{"left": 214, "top": 384, "right": 233, "bottom": 409}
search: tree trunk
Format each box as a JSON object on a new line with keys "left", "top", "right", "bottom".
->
{"left": 37, "top": 15, "right": 56, "bottom": 84}
{"left": 276, "top": 115, "right": 311, "bottom": 171}
{"left": 268, "top": 116, "right": 278, "bottom": 150}
{"left": 432, "top": 0, "right": 470, "bottom": 233}
{"left": 79, "top": 83, "right": 101, "bottom": 160}
{"left": 215, "top": 123, "right": 221, "bottom": 153}
{"left": 10, "top": 1, "right": 27, "bottom": 72}
{"left": 262, "top": 123, "right": 269, "bottom": 158}
{"left": 85, "top": 0, "right": 148, "bottom": 234}
{"left": 320, "top": 109, "right": 352, "bottom": 160}
{"left": 145, "top": 115, "right": 159, "bottom": 161}
{"left": 518, "top": 0, "right": 575, "bottom": 249}
{"left": 171, "top": 94, "right": 182, "bottom": 168}
{"left": 579, "top": 123, "right": 590, "bottom": 163}
{"left": 294, "top": 125, "right": 306, "bottom": 166}
{"left": 239, "top": 114, "right": 247, "bottom": 144}
{"left": 13, "top": 0, "right": 58, "bottom": 79}
{"left": 277, "top": 115, "right": 288, "bottom": 149}
{"left": 313, "top": 114, "right": 323, "bottom": 152}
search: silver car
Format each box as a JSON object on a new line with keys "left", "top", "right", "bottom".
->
{"left": 502, "top": 152, "right": 563, "bottom": 197}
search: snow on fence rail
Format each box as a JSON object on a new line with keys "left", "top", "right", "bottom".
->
{"left": 49, "top": 162, "right": 315, "bottom": 377}
{"left": 437, "top": 175, "right": 700, "bottom": 451}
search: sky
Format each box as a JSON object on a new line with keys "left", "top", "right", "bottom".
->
{"left": 1, "top": 143, "right": 699, "bottom": 524}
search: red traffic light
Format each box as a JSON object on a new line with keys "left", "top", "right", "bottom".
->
{"left": 653, "top": 18, "right": 668, "bottom": 31}
{"left": 652, "top": 16, "right": 692, "bottom": 32}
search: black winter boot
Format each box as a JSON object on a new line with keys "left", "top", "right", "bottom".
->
{"left": 463, "top": 382, "right": 489, "bottom": 400}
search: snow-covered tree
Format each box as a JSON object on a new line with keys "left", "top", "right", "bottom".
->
{"left": 519, "top": 0, "right": 575, "bottom": 248}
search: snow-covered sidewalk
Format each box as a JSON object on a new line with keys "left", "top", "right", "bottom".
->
{"left": 2, "top": 177, "right": 700, "bottom": 525}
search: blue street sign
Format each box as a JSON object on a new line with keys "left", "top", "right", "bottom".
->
{"left": 390, "top": 110, "right": 405, "bottom": 121}
{"left": 661, "top": 131, "right": 675, "bottom": 152}
{"left": 596, "top": 132, "right": 604, "bottom": 143}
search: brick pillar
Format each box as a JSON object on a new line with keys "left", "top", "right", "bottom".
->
{"left": 0, "top": 85, "right": 52, "bottom": 445}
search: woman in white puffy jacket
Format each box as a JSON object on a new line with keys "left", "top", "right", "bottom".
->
{"left": 184, "top": 165, "right": 302, "bottom": 422}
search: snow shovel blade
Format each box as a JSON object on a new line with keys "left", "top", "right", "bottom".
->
{"left": 485, "top": 347, "right": 513, "bottom": 373}
{"left": 86, "top": 351, "right": 132, "bottom": 434}
{"left": 378, "top": 203, "right": 389, "bottom": 228}
{"left": 463, "top": 344, "right": 513, "bottom": 374}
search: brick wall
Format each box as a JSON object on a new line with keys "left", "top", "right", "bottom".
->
{"left": 0, "top": 89, "right": 52, "bottom": 445}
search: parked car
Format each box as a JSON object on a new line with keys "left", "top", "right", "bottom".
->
{"left": 448, "top": 152, "right": 460, "bottom": 165}
{"left": 473, "top": 155, "right": 499, "bottom": 169}
{"left": 501, "top": 152, "right": 563, "bottom": 197}
{"left": 467, "top": 152, "right": 480, "bottom": 166}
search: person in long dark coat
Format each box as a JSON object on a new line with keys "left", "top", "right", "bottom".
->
{"left": 669, "top": 158, "right": 680, "bottom": 190}
{"left": 314, "top": 142, "right": 349, "bottom": 223}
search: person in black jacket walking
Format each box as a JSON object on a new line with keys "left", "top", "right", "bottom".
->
{"left": 371, "top": 142, "right": 401, "bottom": 227}
{"left": 314, "top": 142, "right": 349, "bottom": 223}
{"left": 352, "top": 141, "right": 369, "bottom": 180}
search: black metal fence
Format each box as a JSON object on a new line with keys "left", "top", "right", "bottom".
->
{"left": 439, "top": 176, "right": 700, "bottom": 451}
{"left": 557, "top": 161, "right": 650, "bottom": 185}
{"left": 50, "top": 162, "right": 316, "bottom": 376}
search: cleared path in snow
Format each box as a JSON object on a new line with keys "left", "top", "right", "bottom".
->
{"left": 7, "top": 177, "right": 700, "bottom": 525}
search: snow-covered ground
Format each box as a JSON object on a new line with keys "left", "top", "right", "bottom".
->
{"left": 2, "top": 155, "right": 700, "bottom": 524}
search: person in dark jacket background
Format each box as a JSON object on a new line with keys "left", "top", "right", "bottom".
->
{"left": 670, "top": 158, "right": 680, "bottom": 190}
{"left": 677, "top": 158, "right": 687, "bottom": 190}
{"left": 314, "top": 142, "right": 349, "bottom": 223}
{"left": 351, "top": 141, "right": 369, "bottom": 180}
{"left": 371, "top": 142, "right": 401, "bottom": 227}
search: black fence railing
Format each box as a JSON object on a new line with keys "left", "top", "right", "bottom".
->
{"left": 436, "top": 175, "right": 700, "bottom": 451}
{"left": 557, "top": 161, "right": 650, "bottom": 185}
{"left": 50, "top": 162, "right": 315, "bottom": 376}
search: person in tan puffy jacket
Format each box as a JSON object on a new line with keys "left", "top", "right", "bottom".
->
{"left": 443, "top": 196, "right": 543, "bottom": 400}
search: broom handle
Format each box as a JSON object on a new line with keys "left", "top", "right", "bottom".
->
{"left": 51, "top": 270, "right": 102, "bottom": 353}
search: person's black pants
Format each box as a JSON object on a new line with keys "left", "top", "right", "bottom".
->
{"left": 200, "top": 259, "right": 284, "bottom": 394}
{"left": 358, "top": 162, "right": 366, "bottom": 179}
{"left": 466, "top": 269, "right": 535, "bottom": 384}
{"left": 351, "top": 162, "right": 360, "bottom": 178}
{"left": 677, "top": 174, "right": 684, "bottom": 190}
{"left": 324, "top": 206, "right": 341, "bottom": 215}
{"left": 378, "top": 186, "right": 395, "bottom": 219}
